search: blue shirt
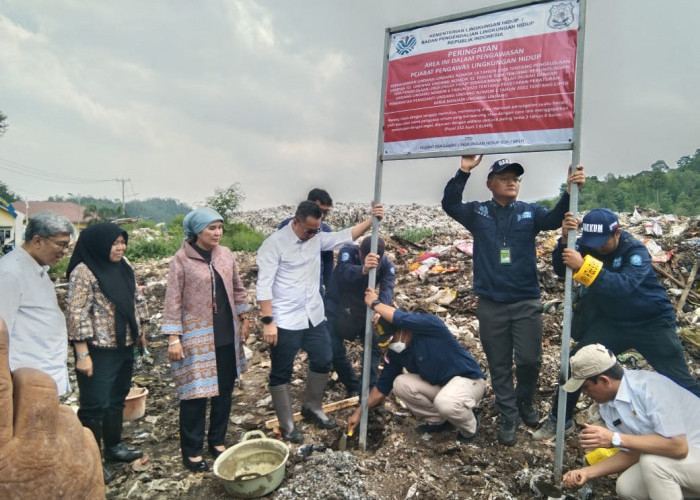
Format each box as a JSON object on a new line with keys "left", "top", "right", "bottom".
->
{"left": 553, "top": 231, "right": 674, "bottom": 324}
{"left": 324, "top": 243, "right": 395, "bottom": 320}
{"left": 375, "top": 309, "right": 485, "bottom": 396}
{"left": 279, "top": 217, "right": 333, "bottom": 295}
{"left": 442, "top": 169, "right": 570, "bottom": 302}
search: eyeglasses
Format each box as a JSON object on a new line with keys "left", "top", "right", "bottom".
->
{"left": 295, "top": 219, "right": 322, "bottom": 235}
{"left": 44, "top": 237, "right": 71, "bottom": 250}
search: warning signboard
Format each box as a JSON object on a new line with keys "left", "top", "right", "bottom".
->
{"left": 382, "top": 1, "right": 580, "bottom": 157}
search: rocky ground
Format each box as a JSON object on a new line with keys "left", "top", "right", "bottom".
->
{"left": 55, "top": 204, "right": 700, "bottom": 500}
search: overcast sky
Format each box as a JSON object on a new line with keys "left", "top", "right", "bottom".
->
{"left": 1, "top": 0, "right": 698, "bottom": 211}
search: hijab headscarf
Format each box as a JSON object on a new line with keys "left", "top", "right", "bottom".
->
{"left": 67, "top": 222, "right": 138, "bottom": 346}
{"left": 183, "top": 207, "right": 224, "bottom": 239}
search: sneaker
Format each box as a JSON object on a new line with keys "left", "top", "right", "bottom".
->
{"left": 531, "top": 417, "right": 574, "bottom": 441}
{"left": 417, "top": 421, "right": 452, "bottom": 433}
{"left": 518, "top": 402, "right": 541, "bottom": 428}
{"left": 497, "top": 418, "right": 518, "bottom": 447}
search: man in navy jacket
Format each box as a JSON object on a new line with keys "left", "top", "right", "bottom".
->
{"left": 324, "top": 236, "right": 395, "bottom": 396}
{"left": 534, "top": 208, "right": 700, "bottom": 440}
{"left": 442, "top": 155, "right": 585, "bottom": 446}
{"left": 347, "top": 288, "right": 486, "bottom": 443}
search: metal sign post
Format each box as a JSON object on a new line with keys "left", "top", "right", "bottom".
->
{"left": 358, "top": 26, "right": 392, "bottom": 452}
{"left": 554, "top": 0, "right": 588, "bottom": 485}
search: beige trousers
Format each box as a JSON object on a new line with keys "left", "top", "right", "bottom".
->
{"left": 392, "top": 373, "right": 487, "bottom": 436}
{"left": 616, "top": 446, "right": 700, "bottom": 500}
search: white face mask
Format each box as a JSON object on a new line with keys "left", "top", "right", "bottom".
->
{"left": 388, "top": 341, "right": 407, "bottom": 354}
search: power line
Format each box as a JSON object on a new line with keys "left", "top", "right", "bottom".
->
{"left": 0, "top": 156, "right": 114, "bottom": 184}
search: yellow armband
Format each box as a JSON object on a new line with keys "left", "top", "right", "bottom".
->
{"left": 572, "top": 255, "right": 603, "bottom": 286}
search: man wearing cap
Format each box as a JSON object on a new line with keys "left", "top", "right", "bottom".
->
{"left": 442, "top": 155, "right": 585, "bottom": 446}
{"left": 347, "top": 288, "right": 487, "bottom": 443}
{"left": 324, "top": 236, "right": 396, "bottom": 397}
{"left": 561, "top": 344, "right": 700, "bottom": 499}
{"left": 257, "top": 200, "right": 384, "bottom": 443}
{"left": 534, "top": 209, "right": 700, "bottom": 440}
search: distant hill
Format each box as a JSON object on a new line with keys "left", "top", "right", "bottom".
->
{"left": 48, "top": 195, "right": 192, "bottom": 223}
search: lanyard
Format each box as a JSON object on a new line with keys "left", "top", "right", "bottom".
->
{"left": 491, "top": 201, "right": 515, "bottom": 246}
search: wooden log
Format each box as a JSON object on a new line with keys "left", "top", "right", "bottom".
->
{"left": 653, "top": 263, "right": 700, "bottom": 302}
{"left": 265, "top": 396, "right": 359, "bottom": 429}
{"left": 676, "top": 261, "right": 699, "bottom": 315}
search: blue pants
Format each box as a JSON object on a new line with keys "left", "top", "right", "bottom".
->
{"left": 269, "top": 321, "right": 332, "bottom": 386}
{"left": 329, "top": 311, "right": 381, "bottom": 393}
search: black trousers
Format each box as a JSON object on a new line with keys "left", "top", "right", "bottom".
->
{"left": 179, "top": 344, "right": 237, "bottom": 458}
{"left": 76, "top": 346, "right": 134, "bottom": 422}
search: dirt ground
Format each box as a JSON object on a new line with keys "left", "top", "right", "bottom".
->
{"left": 55, "top": 208, "right": 699, "bottom": 500}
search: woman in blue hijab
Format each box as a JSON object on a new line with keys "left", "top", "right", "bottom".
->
{"left": 162, "top": 208, "right": 250, "bottom": 472}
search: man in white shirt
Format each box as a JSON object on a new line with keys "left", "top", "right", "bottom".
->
{"left": 257, "top": 200, "right": 383, "bottom": 442}
{"left": 562, "top": 344, "right": 700, "bottom": 499}
{"left": 0, "top": 211, "right": 74, "bottom": 396}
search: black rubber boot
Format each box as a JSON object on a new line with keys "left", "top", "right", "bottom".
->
{"left": 81, "top": 418, "right": 113, "bottom": 484}
{"left": 270, "top": 384, "right": 303, "bottom": 443}
{"left": 103, "top": 411, "right": 143, "bottom": 463}
{"left": 301, "top": 370, "right": 336, "bottom": 429}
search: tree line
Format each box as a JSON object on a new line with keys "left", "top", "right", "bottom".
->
{"left": 537, "top": 148, "right": 700, "bottom": 215}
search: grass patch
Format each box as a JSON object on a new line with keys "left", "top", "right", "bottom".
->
{"left": 222, "top": 222, "right": 266, "bottom": 252}
{"left": 395, "top": 227, "right": 432, "bottom": 243}
{"left": 56, "top": 220, "right": 267, "bottom": 266}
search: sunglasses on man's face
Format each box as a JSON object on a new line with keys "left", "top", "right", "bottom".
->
{"left": 295, "top": 220, "right": 322, "bottom": 235}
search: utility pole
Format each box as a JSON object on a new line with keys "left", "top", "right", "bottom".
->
{"left": 114, "top": 178, "right": 130, "bottom": 216}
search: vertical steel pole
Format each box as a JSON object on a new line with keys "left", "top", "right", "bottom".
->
{"left": 359, "top": 27, "right": 392, "bottom": 452}
{"left": 554, "top": 0, "right": 588, "bottom": 483}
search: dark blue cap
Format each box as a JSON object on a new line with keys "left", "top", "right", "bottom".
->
{"left": 488, "top": 158, "right": 524, "bottom": 178}
{"left": 580, "top": 208, "right": 620, "bottom": 248}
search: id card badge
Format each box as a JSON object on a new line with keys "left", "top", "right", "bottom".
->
{"left": 499, "top": 247, "right": 512, "bottom": 265}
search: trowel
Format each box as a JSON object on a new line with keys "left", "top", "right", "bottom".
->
{"left": 338, "top": 429, "right": 353, "bottom": 451}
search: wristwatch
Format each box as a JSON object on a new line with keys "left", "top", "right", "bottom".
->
{"left": 611, "top": 431, "right": 622, "bottom": 447}
{"left": 261, "top": 316, "right": 274, "bottom": 325}
{"left": 370, "top": 299, "right": 381, "bottom": 310}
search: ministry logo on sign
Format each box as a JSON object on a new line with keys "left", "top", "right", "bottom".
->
{"left": 547, "top": 2, "right": 575, "bottom": 29}
{"left": 396, "top": 35, "right": 416, "bottom": 55}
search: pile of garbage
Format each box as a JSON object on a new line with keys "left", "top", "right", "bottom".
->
{"left": 53, "top": 205, "right": 698, "bottom": 499}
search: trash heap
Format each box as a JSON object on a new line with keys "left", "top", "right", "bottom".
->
{"left": 52, "top": 205, "right": 698, "bottom": 499}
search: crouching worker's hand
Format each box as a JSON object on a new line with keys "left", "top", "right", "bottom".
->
{"left": 0, "top": 317, "right": 105, "bottom": 499}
